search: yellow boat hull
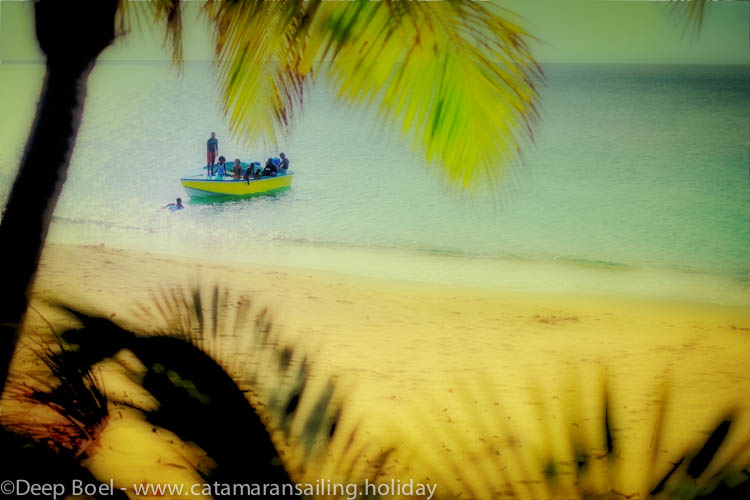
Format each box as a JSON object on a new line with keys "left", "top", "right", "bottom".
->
{"left": 181, "top": 173, "right": 293, "bottom": 198}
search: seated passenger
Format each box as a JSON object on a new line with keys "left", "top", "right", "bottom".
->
{"left": 262, "top": 157, "right": 278, "bottom": 177}
{"left": 279, "top": 152, "right": 289, "bottom": 171}
{"left": 232, "top": 158, "right": 243, "bottom": 179}
{"left": 215, "top": 156, "right": 227, "bottom": 178}
{"left": 243, "top": 164, "right": 254, "bottom": 182}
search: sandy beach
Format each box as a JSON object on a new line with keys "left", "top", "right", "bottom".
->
{"left": 5, "top": 242, "right": 750, "bottom": 498}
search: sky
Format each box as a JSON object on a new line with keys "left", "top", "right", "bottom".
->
{"left": 0, "top": 0, "right": 747, "bottom": 64}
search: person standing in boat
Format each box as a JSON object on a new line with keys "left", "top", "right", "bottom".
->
{"left": 206, "top": 132, "right": 219, "bottom": 175}
{"left": 279, "top": 152, "right": 289, "bottom": 171}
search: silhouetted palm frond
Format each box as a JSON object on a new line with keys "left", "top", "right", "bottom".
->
{"left": 2, "top": 336, "right": 109, "bottom": 456}
{"left": 406, "top": 371, "right": 749, "bottom": 499}
{"left": 130, "top": 284, "right": 388, "bottom": 485}
{"left": 0, "top": 428, "right": 128, "bottom": 500}
{"left": 2, "top": 284, "right": 390, "bottom": 498}
{"left": 1, "top": 324, "right": 122, "bottom": 499}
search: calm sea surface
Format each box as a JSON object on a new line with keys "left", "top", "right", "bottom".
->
{"left": 1, "top": 63, "right": 748, "bottom": 303}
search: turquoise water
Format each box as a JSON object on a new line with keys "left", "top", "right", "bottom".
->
{"left": 0, "top": 63, "right": 748, "bottom": 303}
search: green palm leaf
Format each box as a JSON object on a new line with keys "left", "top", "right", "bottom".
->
{"left": 203, "top": 0, "right": 542, "bottom": 190}
{"left": 669, "top": 0, "right": 711, "bottom": 33}
{"left": 115, "top": 0, "right": 184, "bottom": 65}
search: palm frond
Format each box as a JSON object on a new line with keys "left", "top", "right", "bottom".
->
{"left": 405, "top": 372, "right": 750, "bottom": 499}
{"left": 133, "top": 284, "right": 389, "bottom": 486}
{"left": 203, "top": 0, "right": 541, "bottom": 190}
{"left": 115, "top": 0, "right": 183, "bottom": 67}
{"left": 1, "top": 320, "right": 109, "bottom": 456}
{"left": 1, "top": 428, "right": 129, "bottom": 500}
{"left": 201, "top": 1, "right": 314, "bottom": 149}
{"left": 669, "top": 0, "right": 711, "bottom": 34}
{"left": 38, "top": 284, "right": 385, "bottom": 489}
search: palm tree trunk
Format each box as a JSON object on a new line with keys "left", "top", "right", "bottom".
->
{"left": 0, "top": 0, "right": 117, "bottom": 394}
{"left": 0, "top": 65, "right": 93, "bottom": 393}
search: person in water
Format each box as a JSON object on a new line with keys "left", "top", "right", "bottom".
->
{"left": 214, "top": 156, "right": 227, "bottom": 178}
{"left": 262, "top": 158, "right": 278, "bottom": 177}
{"left": 279, "top": 152, "right": 289, "bottom": 171}
{"left": 233, "top": 158, "right": 243, "bottom": 179}
{"left": 207, "top": 132, "right": 219, "bottom": 175}
{"left": 163, "top": 198, "right": 184, "bottom": 210}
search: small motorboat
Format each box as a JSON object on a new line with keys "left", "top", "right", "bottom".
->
{"left": 181, "top": 162, "right": 294, "bottom": 199}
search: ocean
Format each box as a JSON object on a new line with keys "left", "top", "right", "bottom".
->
{"left": 1, "top": 62, "right": 748, "bottom": 304}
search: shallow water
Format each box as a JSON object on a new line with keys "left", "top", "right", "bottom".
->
{"left": 0, "top": 62, "right": 748, "bottom": 303}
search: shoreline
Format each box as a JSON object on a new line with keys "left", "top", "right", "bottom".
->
{"left": 42, "top": 220, "right": 750, "bottom": 307}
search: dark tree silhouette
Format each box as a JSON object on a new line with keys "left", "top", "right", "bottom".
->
{"left": 2, "top": 287, "right": 366, "bottom": 497}
{"left": 57, "top": 310, "right": 296, "bottom": 493}
{"left": 0, "top": 0, "right": 118, "bottom": 392}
